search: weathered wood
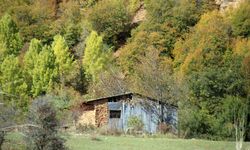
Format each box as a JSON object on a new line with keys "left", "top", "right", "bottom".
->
{"left": 77, "top": 93, "right": 178, "bottom": 133}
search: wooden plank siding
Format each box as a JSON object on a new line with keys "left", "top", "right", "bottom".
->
{"left": 77, "top": 93, "right": 178, "bottom": 133}
{"left": 107, "top": 95, "right": 178, "bottom": 133}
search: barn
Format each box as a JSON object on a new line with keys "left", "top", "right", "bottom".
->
{"left": 77, "top": 92, "right": 178, "bottom": 134}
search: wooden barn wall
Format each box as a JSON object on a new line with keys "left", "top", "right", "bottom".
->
{"left": 108, "top": 101, "right": 123, "bottom": 130}
{"left": 78, "top": 94, "right": 177, "bottom": 133}
{"left": 108, "top": 95, "right": 178, "bottom": 133}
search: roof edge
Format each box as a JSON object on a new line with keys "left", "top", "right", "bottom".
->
{"left": 83, "top": 92, "right": 178, "bottom": 108}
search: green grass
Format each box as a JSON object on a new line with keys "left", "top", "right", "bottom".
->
{"left": 3, "top": 132, "right": 250, "bottom": 150}
{"left": 67, "top": 134, "right": 250, "bottom": 150}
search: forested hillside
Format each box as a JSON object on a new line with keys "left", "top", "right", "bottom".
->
{"left": 0, "top": 0, "right": 250, "bottom": 140}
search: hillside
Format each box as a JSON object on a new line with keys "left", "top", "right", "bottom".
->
{"left": 0, "top": 0, "right": 250, "bottom": 149}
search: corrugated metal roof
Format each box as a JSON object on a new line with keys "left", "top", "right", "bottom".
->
{"left": 83, "top": 92, "right": 178, "bottom": 108}
{"left": 85, "top": 92, "right": 133, "bottom": 103}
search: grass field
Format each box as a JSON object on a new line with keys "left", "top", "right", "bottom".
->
{"left": 66, "top": 134, "right": 250, "bottom": 150}
{"left": 3, "top": 133, "right": 250, "bottom": 150}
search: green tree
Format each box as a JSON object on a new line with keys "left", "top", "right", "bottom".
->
{"left": 118, "top": 0, "right": 214, "bottom": 74}
{"left": 23, "top": 39, "right": 43, "bottom": 92}
{"left": 82, "top": 31, "right": 111, "bottom": 81}
{"left": 174, "top": 11, "right": 230, "bottom": 73}
{"left": 118, "top": 23, "right": 177, "bottom": 74}
{"left": 144, "top": 0, "right": 175, "bottom": 24}
{"left": 231, "top": 1, "right": 250, "bottom": 38}
{"left": 31, "top": 46, "right": 57, "bottom": 97}
{"left": 0, "top": 55, "right": 28, "bottom": 109}
{"left": 0, "top": 14, "right": 22, "bottom": 60}
{"left": 52, "top": 35, "right": 75, "bottom": 86}
{"left": 87, "top": 0, "right": 130, "bottom": 46}
{"left": 127, "top": 0, "right": 142, "bottom": 14}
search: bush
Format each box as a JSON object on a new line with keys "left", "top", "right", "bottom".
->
{"left": 0, "top": 131, "right": 5, "bottom": 148}
{"left": 127, "top": 116, "right": 144, "bottom": 133}
{"left": 157, "top": 123, "right": 172, "bottom": 134}
{"left": 25, "top": 97, "right": 67, "bottom": 150}
{"left": 0, "top": 101, "right": 18, "bottom": 149}
{"left": 76, "top": 124, "right": 96, "bottom": 133}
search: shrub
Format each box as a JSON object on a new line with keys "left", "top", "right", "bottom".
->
{"left": 157, "top": 123, "right": 172, "bottom": 134}
{"left": 0, "top": 101, "right": 18, "bottom": 149}
{"left": 127, "top": 116, "right": 144, "bottom": 133}
{"left": 97, "top": 125, "right": 122, "bottom": 136}
{"left": 0, "top": 131, "right": 5, "bottom": 148}
{"left": 98, "top": 125, "right": 109, "bottom": 135}
{"left": 76, "top": 124, "right": 96, "bottom": 133}
{"left": 107, "top": 128, "right": 122, "bottom": 136}
{"left": 25, "top": 97, "right": 67, "bottom": 150}
{"left": 90, "top": 134, "right": 101, "bottom": 141}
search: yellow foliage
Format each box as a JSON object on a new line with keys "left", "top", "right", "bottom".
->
{"left": 173, "top": 11, "right": 230, "bottom": 78}
{"left": 232, "top": 38, "right": 250, "bottom": 56}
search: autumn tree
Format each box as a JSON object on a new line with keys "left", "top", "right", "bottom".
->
{"left": 14, "top": 0, "right": 58, "bottom": 43}
{"left": 118, "top": 27, "right": 175, "bottom": 74}
{"left": 55, "top": 0, "right": 83, "bottom": 48}
{"left": 174, "top": 11, "right": 250, "bottom": 139}
{"left": 231, "top": 1, "right": 250, "bottom": 38}
{"left": 131, "top": 47, "right": 181, "bottom": 124}
{"left": 118, "top": 0, "right": 215, "bottom": 74}
{"left": 88, "top": 64, "right": 128, "bottom": 98}
{"left": 87, "top": 0, "right": 131, "bottom": 46}
{"left": 132, "top": 48, "right": 175, "bottom": 103}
